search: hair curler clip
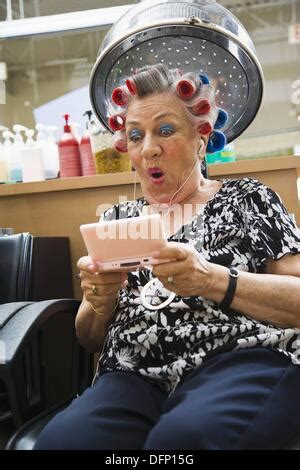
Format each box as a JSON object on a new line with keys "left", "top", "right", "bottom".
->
{"left": 199, "top": 74, "right": 210, "bottom": 85}
{"left": 175, "top": 79, "right": 197, "bottom": 100}
{"left": 126, "top": 79, "right": 137, "bottom": 96}
{"left": 111, "top": 87, "right": 129, "bottom": 107}
{"left": 206, "top": 130, "right": 227, "bottom": 154}
{"left": 108, "top": 114, "right": 126, "bottom": 132}
{"left": 214, "top": 109, "right": 228, "bottom": 130}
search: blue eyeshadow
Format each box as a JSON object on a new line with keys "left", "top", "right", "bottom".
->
{"left": 160, "top": 124, "right": 175, "bottom": 132}
{"left": 129, "top": 129, "right": 142, "bottom": 138}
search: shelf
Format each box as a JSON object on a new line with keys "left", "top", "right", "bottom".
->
{"left": 0, "top": 156, "right": 299, "bottom": 199}
{"left": 208, "top": 156, "right": 300, "bottom": 177}
{"left": 0, "top": 171, "right": 136, "bottom": 197}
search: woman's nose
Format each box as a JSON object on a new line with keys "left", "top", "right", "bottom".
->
{"left": 141, "top": 135, "right": 162, "bottom": 160}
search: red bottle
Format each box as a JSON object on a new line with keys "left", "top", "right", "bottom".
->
{"left": 58, "top": 114, "right": 82, "bottom": 178}
{"left": 80, "top": 111, "right": 96, "bottom": 176}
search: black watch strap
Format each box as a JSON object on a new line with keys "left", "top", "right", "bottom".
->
{"left": 219, "top": 267, "right": 239, "bottom": 309}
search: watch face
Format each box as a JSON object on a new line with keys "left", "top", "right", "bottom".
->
{"left": 229, "top": 267, "right": 239, "bottom": 277}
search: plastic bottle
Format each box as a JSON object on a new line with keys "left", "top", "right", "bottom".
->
{"left": 45, "top": 125, "right": 60, "bottom": 179}
{"left": 58, "top": 114, "right": 82, "bottom": 178}
{"left": 36, "top": 123, "right": 53, "bottom": 178}
{"left": 11, "top": 124, "right": 27, "bottom": 182}
{"left": 79, "top": 111, "right": 96, "bottom": 176}
{"left": 21, "top": 129, "right": 46, "bottom": 182}
{"left": 0, "top": 125, "right": 8, "bottom": 183}
{"left": 206, "top": 152, "right": 216, "bottom": 165}
{"left": 2, "top": 131, "right": 14, "bottom": 182}
{"left": 70, "top": 122, "right": 81, "bottom": 145}
{"left": 219, "top": 142, "right": 236, "bottom": 163}
{"left": 90, "top": 119, "right": 131, "bottom": 174}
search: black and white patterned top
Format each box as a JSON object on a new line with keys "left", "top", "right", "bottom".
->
{"left": 97, "top": 178, "right": 300, "bottom": 394}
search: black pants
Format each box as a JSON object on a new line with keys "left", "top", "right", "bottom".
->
{"left": 34, "top": 348, "right": 300, "bottom": 450}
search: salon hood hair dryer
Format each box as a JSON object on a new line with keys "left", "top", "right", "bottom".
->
{"left": 90, "top": 0, "right": 264, "bottom": 145}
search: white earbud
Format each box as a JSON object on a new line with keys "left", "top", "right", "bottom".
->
{"left": 198, "top": 139, "right": 205, "bottom": 152}
{"left": 197, "top": 139, "right": 205, "bottom": 159}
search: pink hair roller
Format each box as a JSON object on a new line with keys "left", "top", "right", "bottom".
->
{"left": 192, "top": 99, "right": 211, "bottom": 115}
{"left": 126, "top": 79, "right": 137, "bottom": 95}
{"left": 197, "top": 121, "right": 213, "bottom": 135}
{"left": 175, "top": 79, "right": 197, "bottom": 100}
{"left": 111, "top": 87, "right": 129, "bottom": 107}
{"left": 108, "top": 114, "right": 126, "bottom": 132}
{"left": 114, "top": 138, "right": 128, "bottom": 153}
{"left": 190, "top": 85, "right": 215, "bottom": 115}
{"left": 196, "top": 106, "right": 219, "bottom": 135}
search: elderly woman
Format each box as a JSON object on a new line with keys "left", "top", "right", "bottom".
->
{"left": 35, "top": 64, "right": 300, "bottom": 450}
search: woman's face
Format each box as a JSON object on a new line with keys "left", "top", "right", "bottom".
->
{"left": 125, "top": 92, "right": 202, "bottom": 204}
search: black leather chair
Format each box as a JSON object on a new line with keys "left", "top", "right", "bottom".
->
{"left": 0, "top": 232, "right": 74, "bottom": 303}
{"left": 0, "top": 233, "right": 93, "bottom": 449}
{"left": 3, "top": 300, "right": 93, "bottom": 450}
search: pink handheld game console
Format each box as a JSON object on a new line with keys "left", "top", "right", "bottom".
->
{"left": 80, "top": 213, "right": 167, "bottom": 270}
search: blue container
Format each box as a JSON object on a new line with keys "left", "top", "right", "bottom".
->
{"left": 219, "top": 143, "right": 236, "bottom": 163}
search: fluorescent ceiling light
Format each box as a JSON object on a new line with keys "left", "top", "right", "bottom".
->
{"left": 0, "top": 5, "right": 134, "bottom": 40}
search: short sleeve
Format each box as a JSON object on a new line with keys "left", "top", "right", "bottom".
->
{"left": 99, "top": 205, "right": 118, "bottom": 222}
{"left": 99, "top": 199, "right": 143, "bottom": 223}
{"left": 240, "top": 180, "right": 300, "bottom": 262}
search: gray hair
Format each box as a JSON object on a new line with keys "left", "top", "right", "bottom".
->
{"left": 110, "top": 64, "right": 225, "bottom": 155}
{"left": 132, "top": 64, "right": 181, "bottom": 96}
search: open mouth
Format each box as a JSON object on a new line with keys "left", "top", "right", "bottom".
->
{"left": 151, "top": 171, "right": 164, "bottom": 179}
{"left": 147, "top": 168, "right": 165, "bottom": 184}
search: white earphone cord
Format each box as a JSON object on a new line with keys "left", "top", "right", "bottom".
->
{"left": 133, "top": 155, "right": 200, "bottom": 212}
{"left": 133, "top": 169, "right": 137, "bottom": 201}
{"left": 167, "top": 158, "right": 199, "bottom": 209}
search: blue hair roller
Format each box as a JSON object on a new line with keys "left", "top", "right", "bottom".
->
{"left": 214, "top": 109, "right": 228, "bottom": 130}
{"left": 206, "top": 131, "right": 227, "bottom": 153}
{"left": 199, "top": 74, "right": 210, "bottom": 85}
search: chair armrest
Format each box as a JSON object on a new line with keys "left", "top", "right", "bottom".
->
{"left": 0, "top": 299, "right": 93, "bottom": 428}
{"left": 6, "top": 400, "right": 71, "bottom": 450}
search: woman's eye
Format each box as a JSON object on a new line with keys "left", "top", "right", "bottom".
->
{"left": 160, "top": 125, "right": 175, "bottom": 136}
{"left": 128, "top": 130, "right": 142, "bottom": 142}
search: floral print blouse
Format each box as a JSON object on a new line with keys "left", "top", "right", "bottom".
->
{"left": 96, "top": 178, "right": 300, "bottom": 394}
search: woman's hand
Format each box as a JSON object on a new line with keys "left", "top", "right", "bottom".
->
{"left": 152, "top": 242, "right": 213, "bottom": 297}
{"left": 77, "top": 256, "right": 127, "bottom": 315}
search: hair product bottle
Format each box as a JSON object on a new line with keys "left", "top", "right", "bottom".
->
{"left": 2, "top": 130, "right": 14, "bottom": 182}
{"left": 58, "top": 114, "right": 82, "bottom": 178}
{"left": 21, "top": 129, "right": 46, "bottom": 182}
{"left": 11, "top": 124, "right": 27, "bottom": 182}
{"left": 79, "top": 111, "right": 96, "bottom": 176}
{"left": 0, "top": 125, "right": 8, "bottom": 183}
{"left": 45, "top": 126, "right": 60, "bottom": 179}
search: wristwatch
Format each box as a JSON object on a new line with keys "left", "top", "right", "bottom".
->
{"left": 219, "top": 266, "right": 239, "bottom": 309}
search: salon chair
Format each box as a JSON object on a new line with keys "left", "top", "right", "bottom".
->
{"left": 0, "top": 232, "right": 73, "bottom": 303}
{"left": 0, "top": 233, "right": 93, "bottom": 449}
